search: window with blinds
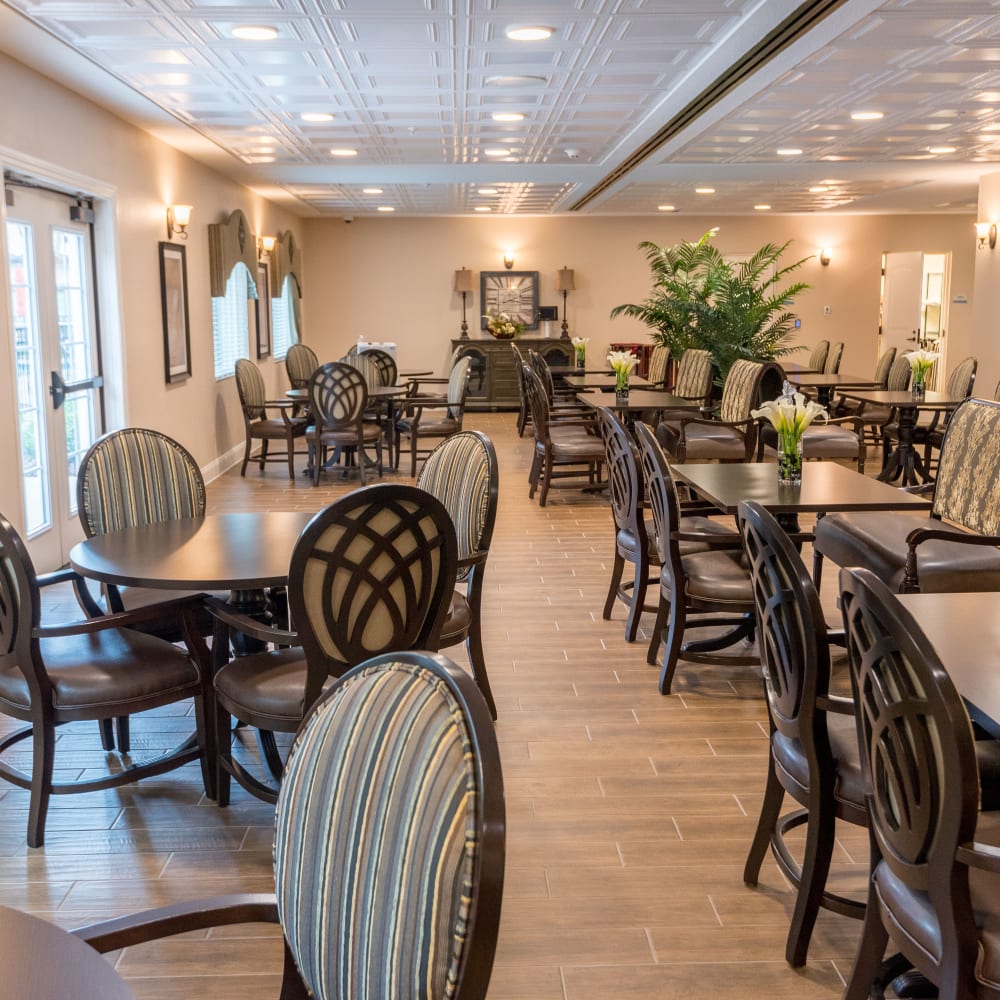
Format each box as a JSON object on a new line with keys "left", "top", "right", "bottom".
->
{"left": 212, "top": 262, "right": 256, "bottom": 380}
{"left": 271, "top": 273, "right": 299, "bottom": 360}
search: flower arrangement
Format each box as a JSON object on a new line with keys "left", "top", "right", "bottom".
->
{"left": 571, "top": 336, "right": 589, "bottom": 368}
{"left": 904, "top": 348, "right": 939, "bottom": 394}
{"left": 751, "top": 381, "right": 827, "bottom": 485}
{"left": 608, "top": 349, "right": 638, "bottom": 395}
{"left": 483, "top": 310, "right": 523, "bottom": 339}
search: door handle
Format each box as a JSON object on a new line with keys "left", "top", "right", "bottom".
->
{"left": 50, "top": 371, "right": 104, "bottom": 410}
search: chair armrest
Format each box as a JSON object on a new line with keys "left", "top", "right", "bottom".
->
{"left": 672, "top": 529, "right": 743, "bottom": 549}
{"left": 34, "top": 594, "right": 205, "bottom": 639}
{"left": 206, "top": 596, "right": 299, "bottom": 646}
{"left": 37, "top": 568, "right": 108, "bottom": 618}
{"left": 903, "top": 528, "right": 1000, "bottom": 591}
{"left": 957, "top": 841, "right": 1000, "bottom": 873}
{"left": 36, "top": 567, "right": 80, "bottom": 589}
{"left": 817, "top": 693, "right": 855, "bottom": 716}
{"left": 73, "top": 894, "right": 279, "bottom": 952}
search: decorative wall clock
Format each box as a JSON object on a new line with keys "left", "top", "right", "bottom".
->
{"left": 480, "top": 270, "right": 539, "bottom": 331}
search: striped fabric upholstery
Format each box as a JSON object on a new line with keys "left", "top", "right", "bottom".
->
{"left": 933, "top": 398, "right": 1000, "bottom": 536}
{"left": 341, "top": 351, "right": 382, "bottom": 388}
{"left": 275, "top": 659, "right": 479, "bottom": 1000}
{"left": 719, "top": 359, "right": 761, "bottom": 424}
{"left": 78, "top": 428, "right": 205, "bottom": 537}
{"left": 286, "top": 343, "right": 319, "bottom": 388}
{"left": 673, "top": 349, "right": 712, "bottom": 398}
{"left": 446, "top": 357, "right": 472, "bottom": 418}
{"left": 873, "top": 347, "right": 897, "bottom": 386}
{"left": 945, "top": 355, "right": 977, "bottom": 397}
{"left": 647, "top": 345, "right": 670, "bottom": 386}
{"left": 823, "top": 342, "right": 844, "bottom": 374}
{"left": 235, "top": 358, "right": 268, "bottom": 420}
{"left": 886, "top": 355, "right": 912, "bottom": 390}
{"left": 418, "top": 432, "right": 491, "bottom": 584}
{"left": 807, "top": 340, "right": 829, "bottom": 370}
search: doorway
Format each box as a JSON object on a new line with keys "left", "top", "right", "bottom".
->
{"left": 5, "top": 183, "right": 105, "bottom": 570}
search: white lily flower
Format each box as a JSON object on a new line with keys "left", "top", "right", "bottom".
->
{"left": 903, "top": 348, "right": 940, "bottom": 374}
{"left": 571, "top": 336, "right": 589, "bottom": 348}
{"left": 751, "top": 390, "right": 827, "bottom": 435}
{"left": 607, "top": 350, "right": 638, "bottom": 376}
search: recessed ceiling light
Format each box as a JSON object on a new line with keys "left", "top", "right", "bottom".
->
{"left": 657, "top": 204, "right": 676, "bottom": 212}
{"left": 777, "top": 147, "right": 803, "bottom": 156}
{"left": 809, "top": 186, "right": 829, "bottom": 193}
{"left": 377, "top": 206, "right": 394, "bottom": 212}
{"left": 851, "top": 110, "right": 884, "bottom": 121}
{"left": 928, "top": 145, "right": 957, "bottom": 154}
{"left": 330, "top": 148, "right": 357, "bottom": 157}
{"left": 754, "top": 204, "right": 771, "bottom": 210}
{"left": 485, "top": 75, "right": 547, "bottom": 87}
{"left": 484, "top": 148, "right": 511, "bottom": 157}
{"left": 505, "top": 26, "right": 555, "bottom": 41}
{"left": 475, "top": 206, "right": 492, "bottom": 212}
{"left": 492, "top": 112, "right": 525, "bottom": 122}
{"left": 695, "top": 187, "right": 715, "bottom": 194}
{"left": 231, "top": 25, "right": 277, "bottom": 40}
{"left": 362, "top": 187, "right": 383, "bottom": 194}
{"left": 251, "top": 156, "right": 275, "bottom": 163}
{"left": 301, "top": 112, "right": 334, "bottom": 123}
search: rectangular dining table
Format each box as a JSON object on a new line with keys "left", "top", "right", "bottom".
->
{"left": 561, "top": 373, "right": 652, "bottom": 391}
{"left": 783, "top": 371, "right": 879, "bottom": 407}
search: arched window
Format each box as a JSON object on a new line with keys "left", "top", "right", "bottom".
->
{"left": 211, "top": 261, "right": 256, "bottom": 380}
{"left": 271, "top": 273, "right": 300, "bottom": 360}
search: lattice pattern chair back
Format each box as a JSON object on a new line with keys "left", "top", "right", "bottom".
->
{"left": 528, "top": 350, "right": 557, "bottom": 402}
{"left": 274, "top": 651, "right": 504, "bottom": 1000}
{"left": 823, "top": 342, "right": 844, "bottom": 374}
{"left": 634, "top": 422, "right": 680, "bottom": 569}
{"left": 365, "top": 348, "right": 398, "bottom": 387}
{"left": 807, "top": 341, "right": 830, "bottom": 371}
{"left": 288, "top": 483, "right": 458, "bottom": 709}
{"left": 872, "top": 347, "right": 897, "bottom": 386}
{"left": 885, "top": 354, "right": 912, "bottom": 391}
{"left": 523, "top": 365, "right": 551, "bottom": 442}
{"left": 719, "top": 359, "right": 764, "bottom": 425}
{"left": 647, "top": 345, "right": 671, "bottom": 386}
{"left": 235, "top": 358, "right": 269, "bottom": 421}
{"left": 310, "top": 362, "right": 369, "bottom": 429}
{"left": 446, "top": 356, "right": 472, "bottom": 418}
{"left": 673, "top": 349, "right": 713, "bottom": 398}
{"left": 944, "top": 355, "right": 977, "bottom": 398}
{"left": 0, "top": 514, "right": 36, "bottom": 679}
{"left": 931, "top": 397, "right": 1000, "bottom": 536}
{"left": 285, "top": 343, "right": 319, "bottom": 389}
{"left": 78, "top": 428, "right": 205, "bottom": 537}
{"left": 599, "top": 409, "right": 644, "bottom": 545}
{"left": 418, "top": 431, "right": 496, "bottom": 585}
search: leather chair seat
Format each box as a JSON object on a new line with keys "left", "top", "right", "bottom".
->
{"left": 675, "top": 549, "right": 752, "bottom": 603}
{"left": 874, "top": 810, "right": 1000, "bottom": 994}
{"left": 438, "top": 591, "right": 472, "bottom": 647}
{"left": 308, "top": 421, "right": 382, "bottom": 446}
{"left": 396, "top": 414, "right": 459, "bottom": 436}
{"left": 0, "top": 631, "right": 198, "bottom": 713}
{"left": 800, "top": 425, "right": 861, "bottom": 459}
{"left": 539, "top": 432, "right": 604, "bottom": 460}
{"left": 214, "top": 647, "right": 311, "bottom": 729}
{"left": 251, "top": 417, "right": 308, "bottom": 439}
{"left": 772, "top": 711, "right": 866, "bottom": 809}
{"left": 658, "top": 421, "right": 746, "bottom": 460}
{"left": 815, "top": 511, "right": 1000, "bottom": 592}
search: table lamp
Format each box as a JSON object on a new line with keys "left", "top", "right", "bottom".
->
{"left": 556, "top": 267, "right": 575, "bottom": 340}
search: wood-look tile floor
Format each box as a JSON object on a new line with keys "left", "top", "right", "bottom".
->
{"left": 3, "top": 414, "right": 871, "bottom": 998}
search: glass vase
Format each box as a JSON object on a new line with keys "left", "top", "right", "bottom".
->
{"left": 777, "top": 432, "right": 803, "bottom": 487}
{"left": 911, "top": 370, "right": 926, "bottom": 399}
{"left": 575, "top": 348, "right": 586, "bottom": 370}
{"left": 614, "top": 371, "right": 629, "bottom": 402}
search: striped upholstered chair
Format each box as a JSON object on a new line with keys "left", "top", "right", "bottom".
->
{"left": 806, "top": 340, "right": 829, "bottom": 371}
{"left": 646, "top": 344, "right": 671, "bottom": 388}
{"left": 71, "top": 651, "right": 506, "bottom": 1000}
{"left": 418, "top": 431, "right": 500, "bottom": 718}
{"left": 650, "top": 347, "right": 713, "bottom": 426}
{"left": 284, "top": 342, "right": 319, "bottom": 389}
{"left": 235, "top": 358, "right": 309, "bottom": 480}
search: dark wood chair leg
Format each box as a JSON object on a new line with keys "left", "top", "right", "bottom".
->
{"left": 658, "top": 600, "right": 687, "bottom": 695}
{"left": 603, "top": 552, "right": 625, "bottom": 622}
{"left": 624, "top": 555, "right": 649, "bottom": 643}
{"left": 98, "top": 719, "right": 115, "bottom": 751}
{"left": 28, "top": 719, "right": 55, "bottom": 848}
{"left": 646, "top": 594, "right": 668, "bottom": 665}
{"left": 844, "top": 885, "right": 891, "bottom": 1000}
{"left": 115, "top": 717, "right": 130, "bottom": 754}
{"left": 240, "top": 435, "right": 252, "bottom": 477}
{"left": 744, "top": 752, "right": 783, "bottom": 887}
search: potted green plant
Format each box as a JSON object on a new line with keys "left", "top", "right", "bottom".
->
{"left": 610, "top": 231, "right": 811, "bottom": 385}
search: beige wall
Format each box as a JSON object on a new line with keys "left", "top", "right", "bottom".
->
{"left": 973, "top": 172, "right": 1000, "bottom": 398}
{"left": 302, "top": 213, "right": 981, "bottom": 382}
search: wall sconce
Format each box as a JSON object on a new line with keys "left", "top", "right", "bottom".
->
{"left": 555, "top": 266, "right": 576, "bottom": 340}
{"left": 503, "top": 250, "right": 515, "bottom": 269}
{"left": 257, "top": 234, "right": 276, "bottom": 258}
{"left": 975, "top": 221, "right": 997, "bottom": 250}
{"left": 819, "top": 247, "right": 832, "bottom": 266}
{"left": 454, "top": 267, "right": 475, "bottom": 340}
{"left": 166, "top": 204, "right": 192, "bottom": 241}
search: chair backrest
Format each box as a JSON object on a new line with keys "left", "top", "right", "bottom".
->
{"left": 340, "top": 350, "right": 381, "bottom": 388}
{"left": 931, "top": 396, "right": 1000, "bottom": 535}
{"left": 446, "top": 356, "right": 473, "bottom": 417}
{"left": 886, "top": 354, "right": 912, "bottom": 391}
{"left": 719, "top": 359, "right": 766, "bottom": 424}
{"left": 274, "top": 650, "right": 504, "bottom": 1000}
{"left": 288, "top": 483, "right": 459, "bottom": 709}
{"left": 417, "top": 431, "right": 498, "bottom": 585}
{"left": 309, "top": 362, "right": 369, "bottom": 429}
{"left": 527, "top": 350, "right": 557, "bottom": 403}
{"left": 598, "top": 409, "right": 646, "bottom": 547}
{"left": 807, "top": 340, "right": 829, "bottom": 371}
{"left": 647, "top": 344, "right": 671, "bottom": 387}
{"left": 872, "top": 347, "right": 897, "bottom": 386}
{"left": 0, "top": 513, "right": 48, "bottom": 701}
{"left": 944, "top": 355, "right": 977, "bottom": 398}
{"left": 737, "top": 500, "right": 831, "bottom": 752}
{"left": 285, "top": 343, "right": 319, "bottom": 389}
{"left": 633, "top": 421, "right": 682, "bottom": 571}
{"left": 77, "top": 427, "right": 206, "bottom": 537}
{"left": 364, "top": 348, "right": 398, "bottom": 388}
{"left": 235, "top": 358, "right": 268, "bottom": 420}
{"left": 523, "top": 366, "right": 552, "bottom": 442}
{"left": 839, "top": 567, "right": 980, "bottom": 990}
{"left": 673, "top": 348, "right": 713, "bottom": 400}
{"left": 823, "top": 342, "right": 844, "bottom": 374}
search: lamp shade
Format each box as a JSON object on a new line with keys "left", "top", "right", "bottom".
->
{"left": 556, "top": 267, "right": 576, "bottom": 292}
{"left": 454, "top": 267, "right": 475, "bottom": 293}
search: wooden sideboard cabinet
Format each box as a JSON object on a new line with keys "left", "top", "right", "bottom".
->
{"left": 452, "top": 338, "right": 572, "bottom": 410}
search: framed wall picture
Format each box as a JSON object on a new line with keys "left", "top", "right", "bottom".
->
{"left": 480, "top": 270, "right": 539, "bottom": 331}
{"left": 256, "top": 261, "right": 272, "bottom": 359}
{"left": 159, "top": 242, "right": 191, "bottom": 383}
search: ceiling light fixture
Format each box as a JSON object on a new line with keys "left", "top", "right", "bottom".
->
{"left": 377, "top": 206, "right": 394, "bottom": 212}
{"left": 330, "top": 148, "right": 357, "bottom": 157}
{"left": 478, "top": 188, "right": 498, "bottom": 195}
{"left": 695, "top": 187, "right": 715, "bottom": 194}
{"left": 362, "top": 187, "right": 383, "bottom": 194}
{"left": 301, "top": 112, "right": 334, "bottom": 123}
{"left": 809, "top": 186, "right": 829, "bottom": 193}
{"left": 231, "top": 25, "right": 277, "bottom": 40}
{"left": 929, "top": 146, "right": 957, "bottom": 154}
{"left": 475, "top": 206, "right": 492, "bottom": 212}
{"left": 975, "top": 221, "right": 997, "bottom": 250}
{"left": 657, "top": 204, "right": 675, "bottom": 212}
{"left": 777, "top": 147, "right": 803, "bottom": 156}
{"left": 492, "top": 112, "right": 525, "bottom": 122}
{"left": 851, "top": 110, "right": 884, "bottom": 121}
{"left": 484, "top": 148, "right": 511, "bottom": 157}
{"left": 166, "top": 204, "right": 192, "bottom": 240}
{"left": 754, "top": 204, "right": 771, "bottom": 210}
{"left": 485, "top": 75, "right": 547, "bottom": 87}
{"left": 505, "top": 26, "right": 555, "bottom": 41}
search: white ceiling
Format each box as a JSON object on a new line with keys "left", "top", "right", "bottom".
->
{"left": 2, "top": 0, "right": 998, "bottom": 217}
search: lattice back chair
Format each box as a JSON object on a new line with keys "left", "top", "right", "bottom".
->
{"left": 647, "top": 344, "right": 671, "bottom": 388}
{"left": 210, "top": 483, "right": 458, "bottom": 803}
{"left": 395, "top": 356, "right": 472, "bottom": 476}
{"left": 921, "top": 355, "right": 979, "bottom": 474}
{"left": 418, "top": 431, "right": 500, "bottom": 718}
{"left": 839, "top": 568, "right": 1000, "bottom": 1000}
{"left": 823, "top": 342, "right": 844, "bottom": 374}
{"left": 807, "top": 340, "right": 830, "bottom": 371}
{"left": 0, "top": 513, "right": 208, "bottom": 846}
{"left": 235, "top": 358, "right": 309, "bottom": 480}
{"left": 598, "top": 408, "right": 660, "bottom": 643}
{"left": 363, "top": 347, "right": 398, "bottom": 387}
{"left": 285, "top": 343, "right": 319, "bottom": 389}
{"left": 736, "top": 501, "right": 866, "bottom": 968}
{"left": 307, "top": 361, "right": 383, "bottom": 485}
{"left": 523, "top": 365, "right": 604, "bottom": 506}
{"left": 855, "top": 353, "right": 912, "bottom": 449}
{"left": 634, "top": 422, "right": 756, "bottom": 694}
{"left": 511, "top": 343, "right": 532, "bottom": 436}
{"left": 73, "top": 651, "right": 505, "bottom": 1000}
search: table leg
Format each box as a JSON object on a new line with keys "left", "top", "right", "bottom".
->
{"left": 877, "top": 405, "right": 926, "bottom": 487}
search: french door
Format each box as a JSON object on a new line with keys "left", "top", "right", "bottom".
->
{"left": 6, "top": 184, "right": 104, "bottom": 570}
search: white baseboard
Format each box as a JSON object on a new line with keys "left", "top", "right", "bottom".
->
{"left": 203, "top": 443, "right": 244, "bottom": 484}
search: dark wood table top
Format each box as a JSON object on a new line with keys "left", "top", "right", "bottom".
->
{"left": 785, "top": 372, "right": 878, "bottom": 390}
{"left": 0, "top": 905, "right": 134, "bottom": 999}
{"left": 70, "top": 512, "right": 314, "bottom": 591}
{"left": 562, "top": 374, "right": 652, "bottom": 390}
{"left": 837, "top": 388, "right": 964, "bottom": 409}
{"left": 549, "top": 365, "right": 606, "bottom": 376}
{"left": 669, "top": 461, "right": 934, "bottom": 515}
{"left": 897, "top": 591, "right": 1000, "bottom": 737}
{"left": 780, "top": 362, "right": 821, "bottom": 375}
{"left": 576, "top": 389, "right": 703, "bottom": 413}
